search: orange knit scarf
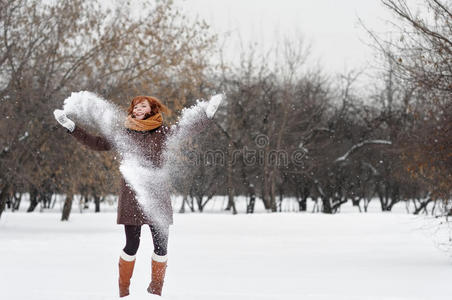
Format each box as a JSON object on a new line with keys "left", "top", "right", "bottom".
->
{"left": 124, "top": 113, "right": 163, "bottom": 131}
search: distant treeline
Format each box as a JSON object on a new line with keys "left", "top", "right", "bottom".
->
{"left": 0, "top": 0, "right": 450, "bottom": 220}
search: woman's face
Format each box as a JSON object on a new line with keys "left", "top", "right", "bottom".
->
{"left": 133, "top": 100, "right": 151, "bottom": 120}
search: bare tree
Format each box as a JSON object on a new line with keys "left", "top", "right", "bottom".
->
{"left": 0, "top": 0, "right": 216, "bottom": 220}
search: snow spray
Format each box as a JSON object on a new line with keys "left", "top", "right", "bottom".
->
{"left": 62, "top": 91, "right": 222, "bottom": 229}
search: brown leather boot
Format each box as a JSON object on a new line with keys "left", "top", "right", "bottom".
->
{"left": 118, "top": 251, "right": 136, "bottom": 297}
{"left": 147, "top": 253, "right": 168, "bottom": 296}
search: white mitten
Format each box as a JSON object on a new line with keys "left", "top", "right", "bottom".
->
{"left": 205, "top": 94, "right": 224, "bottom": 119}
{"left": 53, "top": 109, "right": 75, "bottom": 132}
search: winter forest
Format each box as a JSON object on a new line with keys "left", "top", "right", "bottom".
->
{"left": 0, "top": 0, "right": 451, "bottom": 299}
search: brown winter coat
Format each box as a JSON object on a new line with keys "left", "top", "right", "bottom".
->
{"left": 70, "top": 116, "right": 211, "bottom": 226}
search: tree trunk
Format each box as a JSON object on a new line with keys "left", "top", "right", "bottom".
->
{"left": 61, "top": 192, "right": 74, "bottom": 221}
{"left": 225, "top": 143, "right": 237, "bottom": 214}
{"left": 363, "top": 198, "right": 370, "bottom": 213}
{"left": 264, "top": 168, "right": 273, "bottom": 211}
{"left": 312, "top": 198, "right": 320, "bottom": 213}
{"left": 27, "top": 189, "right": 39, "bottom": 212}
{"left": 297, "top": 186, "right": 309, "bottom": 212}
{"left": 269, "top": 171, "right": 277, "bottom": 212}
{"left": 226, "top": 192, "right": 237, "bottom": 214}
{"left": 431, "top": 199, "right": 437, "bottom": 215}
{"left": 247, "top": 193, "right": 256, "bottom": 214}
{"left": 386, "top": 184, "right": 400, "bottom": 212}
{"left": 377, "top": 184, "right": 389, "bottom": 211}
{"left": 41, "top": 191, "right": 52, "bottom": 209}
{"left": 246, "top": 184, "right": 256, "bottom": 214}
{"left": 94, "top": 195, "right": 101, "bottom": 213}
{"left": 188, "top": 195, "right": 195, "bottom": 212}
{"left": 196, "top": 195, "right": 204, "bottom": 212}
{"left": 0, "top": 184, "right": 10, "bottom": 219}
{"left": 6, "top": 193, "right": 12, "bottom": 209}
{"left": 12, "top": 193, "right": 22, "bottom": 211}
{"left": 179, "top": 194, "right": 187, "bottom": 213}
{"left": 413, "top": 198, "right": 432, "bottom": 215}
{"left": 261, "top": 183, "right": 270, "bottom": 210}
{"left": 298, "top": 197, "right": 307, "bottom": 212}
{"left": 277, "top": 186, "right": 283, "bottom": 212}
{"left": 321, "top": 197, "right": 333, "bottom": 214}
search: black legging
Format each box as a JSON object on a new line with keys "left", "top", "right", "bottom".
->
{"left": 123, "top": 224, "right": 169, "bottom": 256}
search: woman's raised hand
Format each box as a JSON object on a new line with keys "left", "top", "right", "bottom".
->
{"left": 53, "top": 109, "right": 75, "bottom": 132}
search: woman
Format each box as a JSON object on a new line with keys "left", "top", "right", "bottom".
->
{"left": 53, "top": 94, "right": 222, "bottom": 297}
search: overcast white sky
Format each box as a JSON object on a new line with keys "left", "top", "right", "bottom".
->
{"left": 176, "top": 0, "right": 397, "bottom": 75}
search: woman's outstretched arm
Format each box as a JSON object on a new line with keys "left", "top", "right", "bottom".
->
{"left": 54, "top": 109, "right": 112, "bottom": 151}
{"left": 70, "top": 126, "right": 112, "bottom": 151}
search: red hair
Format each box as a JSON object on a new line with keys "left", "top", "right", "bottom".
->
{"left": 127, "top": 96, "right": 170, "bottom": 117}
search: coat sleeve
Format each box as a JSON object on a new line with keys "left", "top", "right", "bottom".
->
{"left": 70, "top": 126, "right": 112, "bottom": 151}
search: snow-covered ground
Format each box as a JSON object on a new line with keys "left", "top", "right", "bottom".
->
{"left": 1, "top": 204, "right": 452, "bottom": 300}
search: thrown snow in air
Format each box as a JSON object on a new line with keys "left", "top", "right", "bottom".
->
{"left": 62, "top": 91, "right": 220, "bottom": 229}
